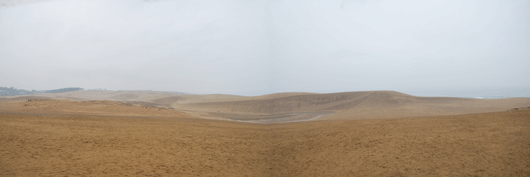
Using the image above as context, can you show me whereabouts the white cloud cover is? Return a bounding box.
[0,0,529,96]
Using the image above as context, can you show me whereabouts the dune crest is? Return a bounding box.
[3,90,530,122]
[0,99,195,118]
[170,91,530,121]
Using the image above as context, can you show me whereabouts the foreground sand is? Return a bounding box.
[1,100,529,176]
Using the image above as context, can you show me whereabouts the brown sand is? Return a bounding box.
[173,91,530,122]
[1,99,530,176]
[0,99,192,118]
[11,90,530,122]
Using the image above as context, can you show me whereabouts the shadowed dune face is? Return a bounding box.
[152,96,182,105]
[174,91,377,113]
[173,91,433,113]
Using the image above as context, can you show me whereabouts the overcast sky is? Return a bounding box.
[0,0,529,96]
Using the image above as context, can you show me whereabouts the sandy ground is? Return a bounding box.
[1,99,529,176]
[9,90,530,123]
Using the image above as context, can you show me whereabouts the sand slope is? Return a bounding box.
[0,99,529,176]
[0,99,195,118]
[7,90,188,103]
[4,90,530,122]
[172,91,530,121]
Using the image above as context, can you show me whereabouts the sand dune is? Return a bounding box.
[0,99,529,176]
[171,91,530,121]
[13,90,188,103]
[6,90,529,123]
[0,99,195,118]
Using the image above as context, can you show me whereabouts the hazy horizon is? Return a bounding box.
[1,0,529,96]
[2,85,530,99]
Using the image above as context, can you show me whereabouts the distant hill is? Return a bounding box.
[0,87,84,96]
[172,91,530,120]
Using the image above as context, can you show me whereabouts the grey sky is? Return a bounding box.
[0,0,529,96]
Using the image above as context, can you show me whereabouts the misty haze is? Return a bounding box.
[1,0,529,176]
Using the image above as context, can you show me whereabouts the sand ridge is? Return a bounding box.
[171,91,530,122]
[7,90,530,123]
[0,99,195,119]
